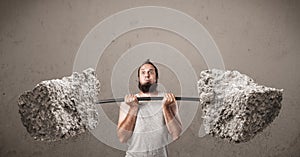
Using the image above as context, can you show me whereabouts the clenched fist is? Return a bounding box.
[125,94,139,108]
[162,93,177,108]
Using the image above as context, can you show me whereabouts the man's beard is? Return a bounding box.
[138,82,158,93]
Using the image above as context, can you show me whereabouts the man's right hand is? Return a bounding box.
[124,94,139,108]
[118,94,139,143]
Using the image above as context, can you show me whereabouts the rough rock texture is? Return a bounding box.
[197,69,283,143]
[18,68,100,141]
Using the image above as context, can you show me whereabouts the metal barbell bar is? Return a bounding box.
[96,97,200,104]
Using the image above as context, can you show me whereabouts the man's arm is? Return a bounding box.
[162,93,182,141]
[117,95,139,143]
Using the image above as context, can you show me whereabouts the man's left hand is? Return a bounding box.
[162,93,176,108]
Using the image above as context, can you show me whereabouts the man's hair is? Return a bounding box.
[137,59,159,81]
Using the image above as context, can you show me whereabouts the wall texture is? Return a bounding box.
[0,0,299,157]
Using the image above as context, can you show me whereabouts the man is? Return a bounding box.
[117,60,182,157]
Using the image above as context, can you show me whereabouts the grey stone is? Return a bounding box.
[197,69,283,143]
[18,68,100,141]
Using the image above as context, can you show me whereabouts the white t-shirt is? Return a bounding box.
[120,92,170,157]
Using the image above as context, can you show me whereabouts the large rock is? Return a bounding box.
[18,68,100,141]
[197,69,283,143]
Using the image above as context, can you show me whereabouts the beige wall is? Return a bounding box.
[0,0,299,156]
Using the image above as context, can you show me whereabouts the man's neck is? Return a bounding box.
[138,91,159,97]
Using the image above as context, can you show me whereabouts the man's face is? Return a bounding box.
[139,64,157,85]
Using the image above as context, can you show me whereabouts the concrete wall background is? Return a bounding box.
[0,0,299,157]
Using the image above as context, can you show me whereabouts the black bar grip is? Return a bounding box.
[96,97,200,104]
